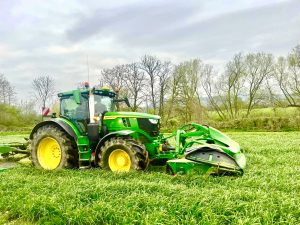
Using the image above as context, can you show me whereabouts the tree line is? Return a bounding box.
[99,45,300,125]
[0,74,15,105]
[0,75,55,114]
[1,44,300,129]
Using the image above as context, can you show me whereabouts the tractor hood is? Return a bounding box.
[104,111,160,120]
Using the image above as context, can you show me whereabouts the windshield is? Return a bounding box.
[94,95,113,114]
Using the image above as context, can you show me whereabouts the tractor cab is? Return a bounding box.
[58,86,116,135]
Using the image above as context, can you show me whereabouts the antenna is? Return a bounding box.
[86,55,90,83]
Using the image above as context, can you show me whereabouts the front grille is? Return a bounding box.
[137,118,159,137]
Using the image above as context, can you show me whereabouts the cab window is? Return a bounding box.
[94,95,113,114]
[60,95,89,120]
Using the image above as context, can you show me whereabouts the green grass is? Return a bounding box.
[1,132,300,224]
[0,133,28,144]
[0,131,30,136]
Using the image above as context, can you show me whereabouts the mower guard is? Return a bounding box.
[167,146,245,175]
[164,123,246,176]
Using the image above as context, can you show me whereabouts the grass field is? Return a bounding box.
[0,132,300,224]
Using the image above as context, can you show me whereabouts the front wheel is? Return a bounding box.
[97,138,148,172]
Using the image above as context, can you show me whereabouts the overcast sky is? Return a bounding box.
[0,0,300,102]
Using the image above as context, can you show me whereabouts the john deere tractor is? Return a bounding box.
[1,85,246,175]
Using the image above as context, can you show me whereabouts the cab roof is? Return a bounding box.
[58,88,116,98]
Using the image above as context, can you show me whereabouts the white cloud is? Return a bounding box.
[0,0,299,104]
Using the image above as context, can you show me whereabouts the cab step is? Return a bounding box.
[79,165,91,169]
[79,159,90,161]
[79,157,91,169]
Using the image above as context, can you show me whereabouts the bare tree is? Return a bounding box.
[100,65,127,110]
[139,55,172,117]
[244,53,274,116]
[201,64,226,119]
[273,46,300,107]
[139,55,161,114]
[158,61,172,119]
[287,45,300,105]
[166,66,184,122]
[274,56,296,106]
[288,45,300,67]
[123,63,145,111]
[265,75,280,109]
[178,59,201,122]
[0,74,16,105]
[18,100,37,116]
[32,75,55,109]
[219,53,245,119]
[7,85,15,105]
[100,65,127,92]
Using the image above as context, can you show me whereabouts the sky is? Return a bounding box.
[0,0,300,103]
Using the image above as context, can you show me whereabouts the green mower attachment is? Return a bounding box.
[0,142,27,171]
[164,123,246,176]
[0,168,7,172]
[0,142,29,155]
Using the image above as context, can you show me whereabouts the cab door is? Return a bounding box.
[60,93,89,134]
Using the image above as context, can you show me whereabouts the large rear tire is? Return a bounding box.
[97,138,148,172]
[31,125,78,170]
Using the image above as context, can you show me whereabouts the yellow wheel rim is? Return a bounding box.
[37,137,62,170]
[108,149,131,172]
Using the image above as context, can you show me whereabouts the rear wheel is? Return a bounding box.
[31,125,78,170]
[97,138,148,172]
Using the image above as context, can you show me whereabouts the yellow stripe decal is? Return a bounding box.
[103,116,118,120]
[103,115,156,120]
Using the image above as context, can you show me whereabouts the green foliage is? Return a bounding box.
[0,132,300,224]
[0,133,28,144]
[206,107,300,131]
[0,104,39,132]
[161,117,180,132]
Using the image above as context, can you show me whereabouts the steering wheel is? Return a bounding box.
[64,109,76,118]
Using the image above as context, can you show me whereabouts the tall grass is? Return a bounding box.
[0,104,39,132]
[204,107,300,131]
[0,132,300,224]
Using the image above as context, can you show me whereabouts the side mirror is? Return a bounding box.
[113,97,131,108]
[124,97,131,108]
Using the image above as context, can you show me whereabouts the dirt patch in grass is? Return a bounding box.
[0,161,19,169]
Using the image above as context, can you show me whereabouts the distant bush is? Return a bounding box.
[207,116,300,131]
[0,104,40,131]
[1,103,300,132]
[163,107,300,132]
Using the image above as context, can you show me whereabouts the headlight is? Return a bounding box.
[149,119,158,124]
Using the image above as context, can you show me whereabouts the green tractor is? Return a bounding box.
[1,85,246,175]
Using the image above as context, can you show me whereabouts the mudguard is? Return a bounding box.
[95,130,135,151]
[29,119,77,140]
